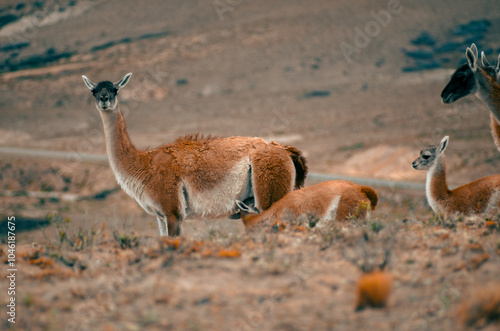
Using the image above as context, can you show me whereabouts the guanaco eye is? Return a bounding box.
[422,154,430,159]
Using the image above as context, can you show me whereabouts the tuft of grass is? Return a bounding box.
[339,142,364,151]
[44,214,102,251]
[370,221,384,233]
[306,213,320,228]
[113,229,139,249]
[23,294,34,307]
[138,308,159,326]
[271,219,287,232]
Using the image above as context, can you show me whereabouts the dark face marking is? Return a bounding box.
[441,63,477,104]
[83,73,131,112]
[92,81,118,112]
[412,145,438,170]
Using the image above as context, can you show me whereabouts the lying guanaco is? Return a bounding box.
[238,180,378,227]
[412,136,500,218]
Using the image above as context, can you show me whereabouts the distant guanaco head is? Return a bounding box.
[441,43,499,104]
[412,136,449,170]
[82,73,132,112]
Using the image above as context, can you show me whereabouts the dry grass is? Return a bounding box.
[3,209,500,330]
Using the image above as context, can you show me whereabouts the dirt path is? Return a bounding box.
[0,146,426,190]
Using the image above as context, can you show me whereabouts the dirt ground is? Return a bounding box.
[1,0,500,330]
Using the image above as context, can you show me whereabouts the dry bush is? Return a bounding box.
[356,270,393,310]
[113,229,140,249]
[339,223,399,310]
[218,248,242,258]
[43,214,103,251]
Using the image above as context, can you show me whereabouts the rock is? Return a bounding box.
[0,14,18,29]
[0,50,74,72]
[403,49,434,60]
[402,59,441,72]
[34,1,45,9]
[452,19,491,36]
[302,90,330,99]
[91,38,132,52]
[0,41,29,52]
[411,31,436,46]
[464,35,485,45]
[375,58,385,67]
[434,41,461,54]
[138,31,170,40]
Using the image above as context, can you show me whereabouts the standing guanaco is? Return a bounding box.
[82,73,308,236]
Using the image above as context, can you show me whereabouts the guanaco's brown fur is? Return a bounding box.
[241,180,378,227]
[82,73,308,236]
[412,136,500,218]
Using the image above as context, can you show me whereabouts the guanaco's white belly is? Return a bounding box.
[315,195,341,228]
[182,160,251,218]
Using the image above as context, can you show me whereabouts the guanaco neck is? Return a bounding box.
[99,104,148,180]
[489,113,500,152]
[475,67,500,123]
[426,154,451,210]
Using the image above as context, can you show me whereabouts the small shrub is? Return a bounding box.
[113,230,139,249]
[271,220,287,232]
[23,295,34,307]
[218,248,242,258]
[356,271,393,310]
[45,214,101,250]
[370,221,384,234]
[349,201,371,220]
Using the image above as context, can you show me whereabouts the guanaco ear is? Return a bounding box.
[82,75,97,91]
[439,136,449,154]
[466,47,478,72]
[114,73,132,90]
[236,200,259,214]
[481,51,490,67]
[470,43,478,58]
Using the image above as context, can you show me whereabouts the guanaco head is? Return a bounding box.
[441,44,499,104]
[412,136,449,170]
[82,73,132,112]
